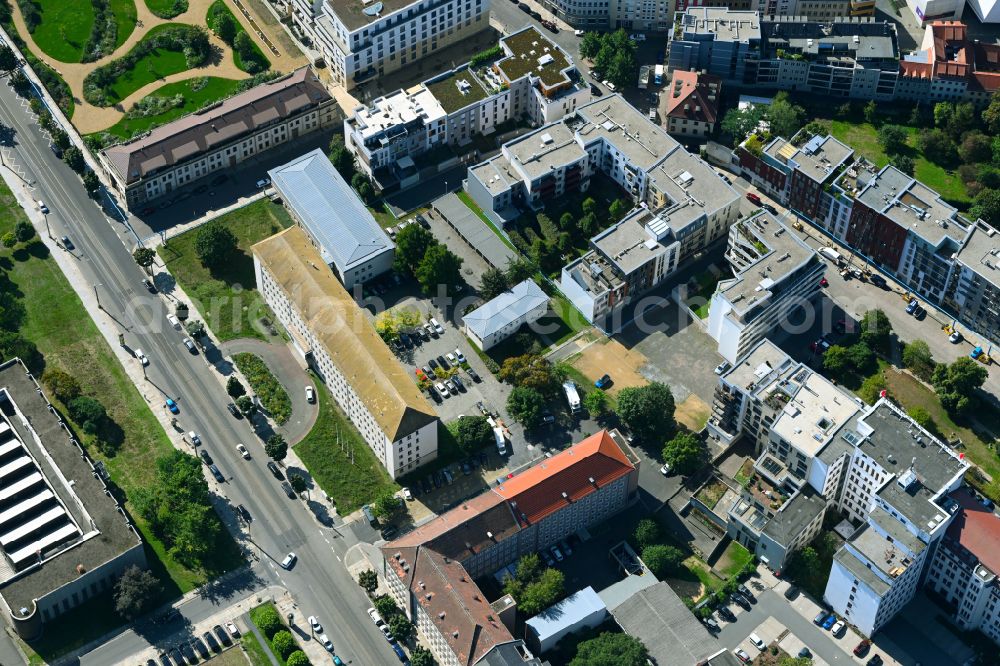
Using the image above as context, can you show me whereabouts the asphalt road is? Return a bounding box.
[0,80,398,665]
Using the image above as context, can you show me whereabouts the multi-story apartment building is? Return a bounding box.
[823,400,968,636]
[253,226,438,478]
[736,131,1000,349]
[756,0,871,21]
[0,359,145,640]
[101,68,337,210]
[466,95,739,329]
[707,211,825,363]
[291,0,489,90]
[268,149,394,289]
[380,430,639,666]
[896,21,1000,106]
[925,488,1000,645]
[663,69,722,139]
[670,9,900,100]
[344,27,589,185]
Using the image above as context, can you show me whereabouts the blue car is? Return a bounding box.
[822,614,837,630]
[595,374,612,389]
[165,398,179,414]
[392,643,407,661]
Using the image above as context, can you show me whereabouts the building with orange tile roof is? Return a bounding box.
[897,21,1000,106]
[663,70,721,140]
[380,430,639,665]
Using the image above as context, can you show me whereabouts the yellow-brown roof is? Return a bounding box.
[252,226,437,441]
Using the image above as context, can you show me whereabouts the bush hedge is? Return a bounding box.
[232,352,291,425]
[83,0,119,62]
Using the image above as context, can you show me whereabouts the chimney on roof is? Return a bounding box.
[444,557,450,563]
[453,631,460,639]
[561,492,570,502]
[589,477,598,488]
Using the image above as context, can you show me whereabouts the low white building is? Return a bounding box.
[463,279,548,351]
[268,148,394,289]
[525,587,606,654]
[253,226,438,479]
[707,212,825,364]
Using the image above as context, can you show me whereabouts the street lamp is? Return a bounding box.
[93,283,103,311]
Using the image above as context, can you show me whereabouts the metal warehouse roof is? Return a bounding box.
[463,279,547,340]
[268,148,393,271]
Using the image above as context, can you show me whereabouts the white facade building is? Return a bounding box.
[253,226,439,478]
[707,212,825,364]
[463,279,549,351]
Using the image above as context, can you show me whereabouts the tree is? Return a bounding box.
[570,632,650,666]
[454,415,493,453]
[661,431,705,476]
[785,545,823,597]
[858,373,887,405]
[389,614,414,642]
[10,70,30,97]
[822,344,852,378]
[605,48,638,91]
[63,146,85,173]
[373,489,401,520]
[559,211,575,231]
[252,604,283,638]
[479,266,510,300]
[515,553,542,585]
[971,188,1000,226]
[133,247,156,274]
[410,646,436,666]
[82,170,100,196]
[1,232,15,249]
[265,434,287,461]
[984,91,1000,134]
[236,394,255,416]
[934,101,954,129]
[890,153,914,176]
[960,132,993,164]
[14,220,35,244]
[358,569,378,595]
[194,221,238,269]
[499,353,558,393]
[859,309,892,355]
[0,45,17,74]
[877,124,908,155]
[0,291,25,331]
[907,407,937,435]
[766,94,806,138]
[947,102,976,141]
[583,388,608,417]
[846,342,876,374]
[722,104,767,145]
[0,332,40,369]
[902,340,934,381]
[285,652,309,666]
[933,358,988,417]
[641,544,684,578]
[582,197,597,216]
[507,386,545,428]
[416,244,464,295]
[373,594,398,619]
[226,376,246,398]
[211,10,237,44]
[578,212,599,236]
[289,472,307,493]
[580,31,603,58]
[505,256,535,285]
[68,395,107,434]
[113,565,161,619]
[394,224,436,275]
[519,567,564,615]
[916,129,958,166]
[271,631,296,659]
[329,138,356,181]
[863,100,878,125]
[633,518,662,551]
[609,198,629,221]
[616,382,675,445]
[233,30,254,57]
[42,368,81,403]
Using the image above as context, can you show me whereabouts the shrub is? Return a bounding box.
[230,353,293,424]
[633,518,662,551]
[68,396,108,434]
[285,652,309,666]
[42,368,82,403]
[271,630,296,659]
[641,544,684,578]
[251,604,283,639]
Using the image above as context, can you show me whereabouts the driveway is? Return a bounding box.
[220,339,319,445]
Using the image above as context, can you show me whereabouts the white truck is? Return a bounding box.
[638,65,651,90]
[819,246,844,266]
[563,381,581,413]
[494,427,507,456]
[654,64,664,86]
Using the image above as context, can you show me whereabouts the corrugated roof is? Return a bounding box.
[463,280,547,340]
[269,149,393,271]
[494,431,635,525]
[525,586,606,641]
[252,226,436,441]
[104,68,331,183]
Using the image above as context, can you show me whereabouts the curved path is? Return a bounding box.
[219,338,319,445]
[9,0,305,133]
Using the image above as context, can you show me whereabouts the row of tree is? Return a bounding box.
[579,30,639,91]
[394,224,465,296]
[252,604,310,666]
[502,553,566,616]
[207,1,269,73]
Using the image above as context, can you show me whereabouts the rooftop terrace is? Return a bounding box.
[425,67,494,114]
[497,27,573,89]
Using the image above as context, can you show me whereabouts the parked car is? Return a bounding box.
[281,481,296,498]
[165,398,179,414]
[734,649,751,664]
[280,552,297,569]
[236,443,250,459]
[236,504,251,522]
[368,607,385,625]
[867,655,883,666]
[425,323,437,338]
[199,449,213,465]
[542,550,556,566]
[183,338,197,354]
[949,330,964,343]
[226,402,241,418]
[906,298,919,314]
[550,546,564,562]
[309,616,323,633]
[135,349,149,366]
[143,278,157,293]
[226,622,240,638]
[467,367,481,382]
[256,178,271,189]
[560,539,573,556]
[798,647,812,658]
[629,32,646,40]
[595,374,612,389]
[213,625,232,647]
[575,29,585,36]
[437,354,450,369]
[202,631,221,652]
[660,462,671,476]
[392,643,407,661]
[822,614,837,630]
[430,317,444,334]
[783,585,800,600]
[718,606,736,622]
[435,382,449,398]
[854,639,871,657]
[454,348,466,363]
[188,431,202,446]
[749,633,765,650]
[814,611,831,626]
[209,464,224,483]
[714,361,730,375]
[732,594,752,611]
[305,386,315,403]
[36,199,49,214]
[60,235,73,250]
[831,620,846,636]
[703,616,720,632]
[320,634,334,651]
[267,461,283,479]
[402,487,413,501]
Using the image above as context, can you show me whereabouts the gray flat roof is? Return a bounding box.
[954,220,1000,288]
[763,486,827,546]
[470,156,522,197]
[766,134,854,185]
[269,148,393,271]
[680,7,761,42]
[463,280,548,339]
[647,145,740,217]
[721,339,793,394]
[763,16,900,61]
[326,0,426,32]
[834,534,890,596]
[504,121,585,182]
[575,96,679,172]
[591,209,669,277]
[0,360,140,612]
[610,581,716,665]
[433,193,517,270]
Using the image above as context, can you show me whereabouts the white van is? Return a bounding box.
[493,427,507,456]
[820,246,843,266]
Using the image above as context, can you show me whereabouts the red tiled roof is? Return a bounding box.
[946,488,1000,576]
[664,69,722,125]
[494,431,635,525]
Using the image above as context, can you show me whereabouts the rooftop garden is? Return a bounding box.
[498,26,570,87]
[425,68,490,114]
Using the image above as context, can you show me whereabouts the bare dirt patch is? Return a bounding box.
[675,393,710,431]
[570,339,649,395]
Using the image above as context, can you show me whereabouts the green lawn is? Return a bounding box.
[157,199,293,341]
[208,0,271,73]
[95,77,243,141]
[248,603,291,666]
[240,631,272,666]
[549,292,590,344]
[294,375,400,514]
[717,541,754,579]
[0,182,240,656]
[31,0,96,62]
[109,50,189,102]
[683,269,726,320]
[111,0,139,49]
[823,119,970,207]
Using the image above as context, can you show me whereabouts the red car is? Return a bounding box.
[854,639,871,657]
[746,192,762,205]
[820,277,829,287]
